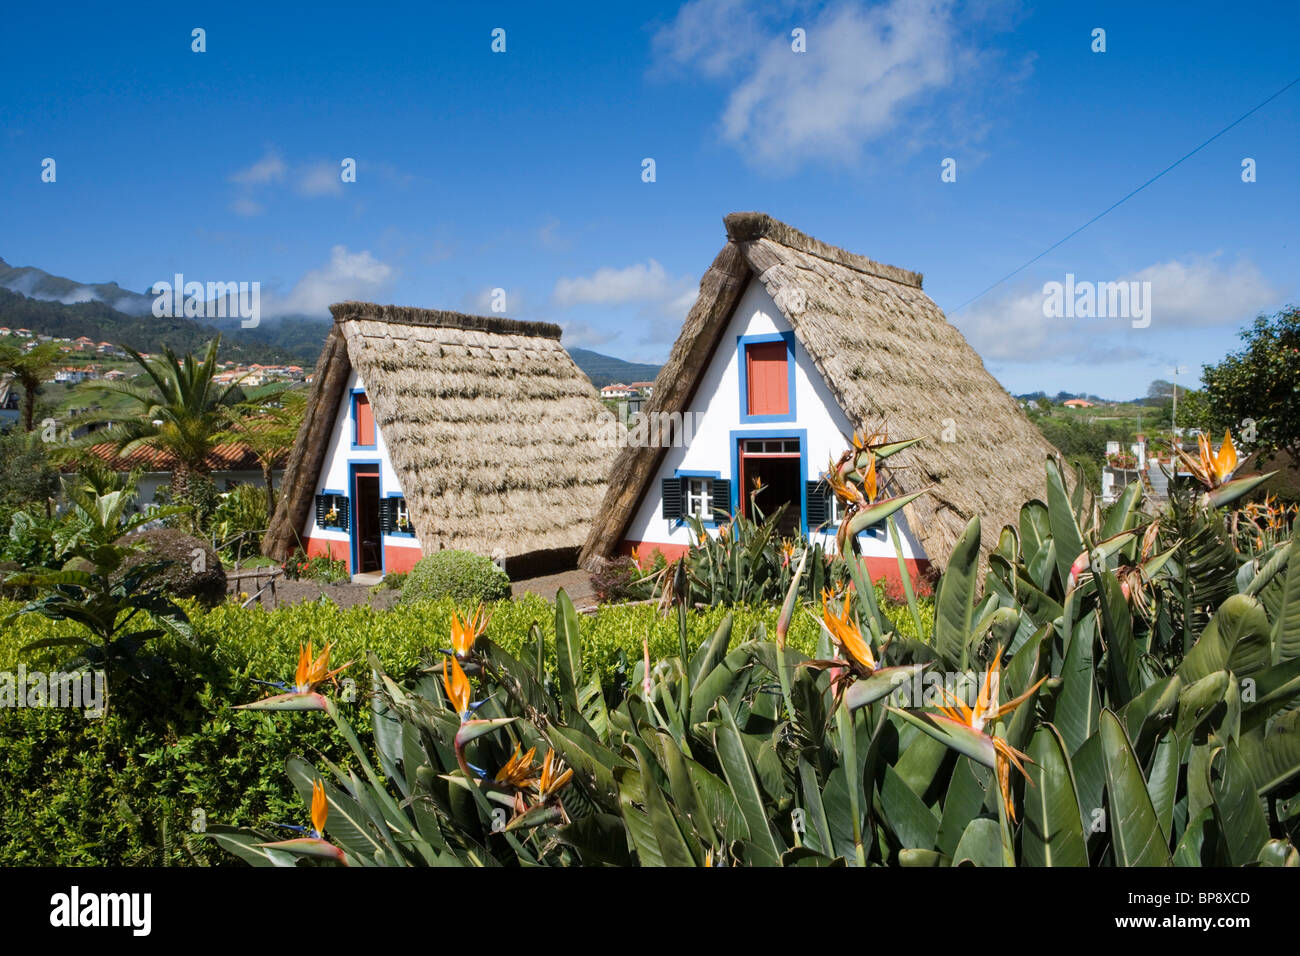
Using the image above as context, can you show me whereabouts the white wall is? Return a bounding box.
[621,278,924,560]
[303,368,421,555]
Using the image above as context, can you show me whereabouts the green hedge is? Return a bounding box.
[0,588,930,865]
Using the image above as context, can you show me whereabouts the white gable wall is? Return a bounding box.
[302,368,421,568]
[622,278,924,562]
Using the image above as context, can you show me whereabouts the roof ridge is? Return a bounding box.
[722,212,923,289]
[330,301,563,339]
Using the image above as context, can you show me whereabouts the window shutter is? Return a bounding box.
[710,478,731,521]
[806,481,828,528]
[661,476,683,520]
[380,498,393,534]
[315,494,327,527]
[339,497,350,533]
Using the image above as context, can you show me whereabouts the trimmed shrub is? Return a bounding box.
[118,528,227,608]
[402,550,511,604]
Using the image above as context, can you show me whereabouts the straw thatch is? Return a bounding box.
[580,212,1061,571]
[264,302,614,571]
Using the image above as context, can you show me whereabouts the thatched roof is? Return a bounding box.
[580,212,1061,571]
[264,302,614,570]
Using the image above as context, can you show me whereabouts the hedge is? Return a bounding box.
[0,587,931,864]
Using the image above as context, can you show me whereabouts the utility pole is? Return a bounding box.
[1169,365,1188,451]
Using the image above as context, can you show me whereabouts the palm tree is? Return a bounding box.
[87,338,245,503]
[228,385,306,515]
[0,342,62,432]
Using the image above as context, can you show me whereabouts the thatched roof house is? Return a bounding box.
[264,302,614,577]
[579,212,1060,577]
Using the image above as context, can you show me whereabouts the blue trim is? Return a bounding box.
[319,488,347,531]
[383,491,417,538]
[672,469,723,529]
[729,428,808,535]
[737,331,797,423]
[348,461,384,576]
[351,388,376,449]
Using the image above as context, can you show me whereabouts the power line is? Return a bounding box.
[949,74,1300,315]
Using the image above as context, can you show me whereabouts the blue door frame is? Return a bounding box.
[728,428,808,535]
[348,460,383,575]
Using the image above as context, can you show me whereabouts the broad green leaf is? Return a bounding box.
[1209,740,1270,865]
[1098,710,1171,866]
[933,516,981,669]
[713,699,782,866]
[1023,724,1088,867]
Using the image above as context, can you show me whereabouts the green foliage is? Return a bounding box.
[0,430,60,510]
[209,484,269,563]
[403,550,511,604]
[210,456,1300,867]
[1,488,194,682]
[1202,305,1300,464]
[155,473,222,535]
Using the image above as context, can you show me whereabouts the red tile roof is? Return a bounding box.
[69,441,265,472]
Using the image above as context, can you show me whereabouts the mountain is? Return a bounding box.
[0,288,325,366]
[0,256,661,385]
[568,347,661,389]
[0,256,155,315]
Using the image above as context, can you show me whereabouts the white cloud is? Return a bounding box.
[230,151,286,185]
[296,161,343,197]
[1130,256,1277,329]
[652,0,1011,170]
[553,259,693,307]
[954,255,1280,364]
[268,246,395,317]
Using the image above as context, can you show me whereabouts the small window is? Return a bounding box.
[382,496,415,536]
[354,392,375,447]
[745,341,790,416]
[686,478,712,519]
[315,493,349,531]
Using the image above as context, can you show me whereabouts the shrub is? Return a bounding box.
[588,555,652,603]
[403,550,510,604]
[119,528,227,608]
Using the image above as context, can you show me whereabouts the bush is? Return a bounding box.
[118,528,227,608]
[402,550,511,604]
[588,555,652,603]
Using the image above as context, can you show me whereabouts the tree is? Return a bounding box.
[84,338,245,507]
[0,342,62,432]
[1201,306,1300,463]
[0,430,61,516]
[227,385,306,516]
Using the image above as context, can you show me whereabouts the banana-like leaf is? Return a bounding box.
[254,836,349,864]
[1098,710,1171,866]
[952,817,1003,867]
[205,826,299,867]
[554,589,583,715]
[1046,457,1086,591]
[1208,740,1270,865]
[1023,723,1088,867]
[876,763,940,851]
[1179,594,1271,683]
[234,690,329,711]
[1204,471,1277,509]
[844,663,929,712]
[1056,615,1099,755]
[839,489,932,551]
[1237,709,1300,795]
[713,700,783,866]
[1271,532,1300,664]
[933,516,981,669]
[888,707,997,769]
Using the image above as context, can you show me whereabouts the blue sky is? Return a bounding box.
[2,0,1296,399]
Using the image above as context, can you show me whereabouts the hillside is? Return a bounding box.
[567,347,661,388]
